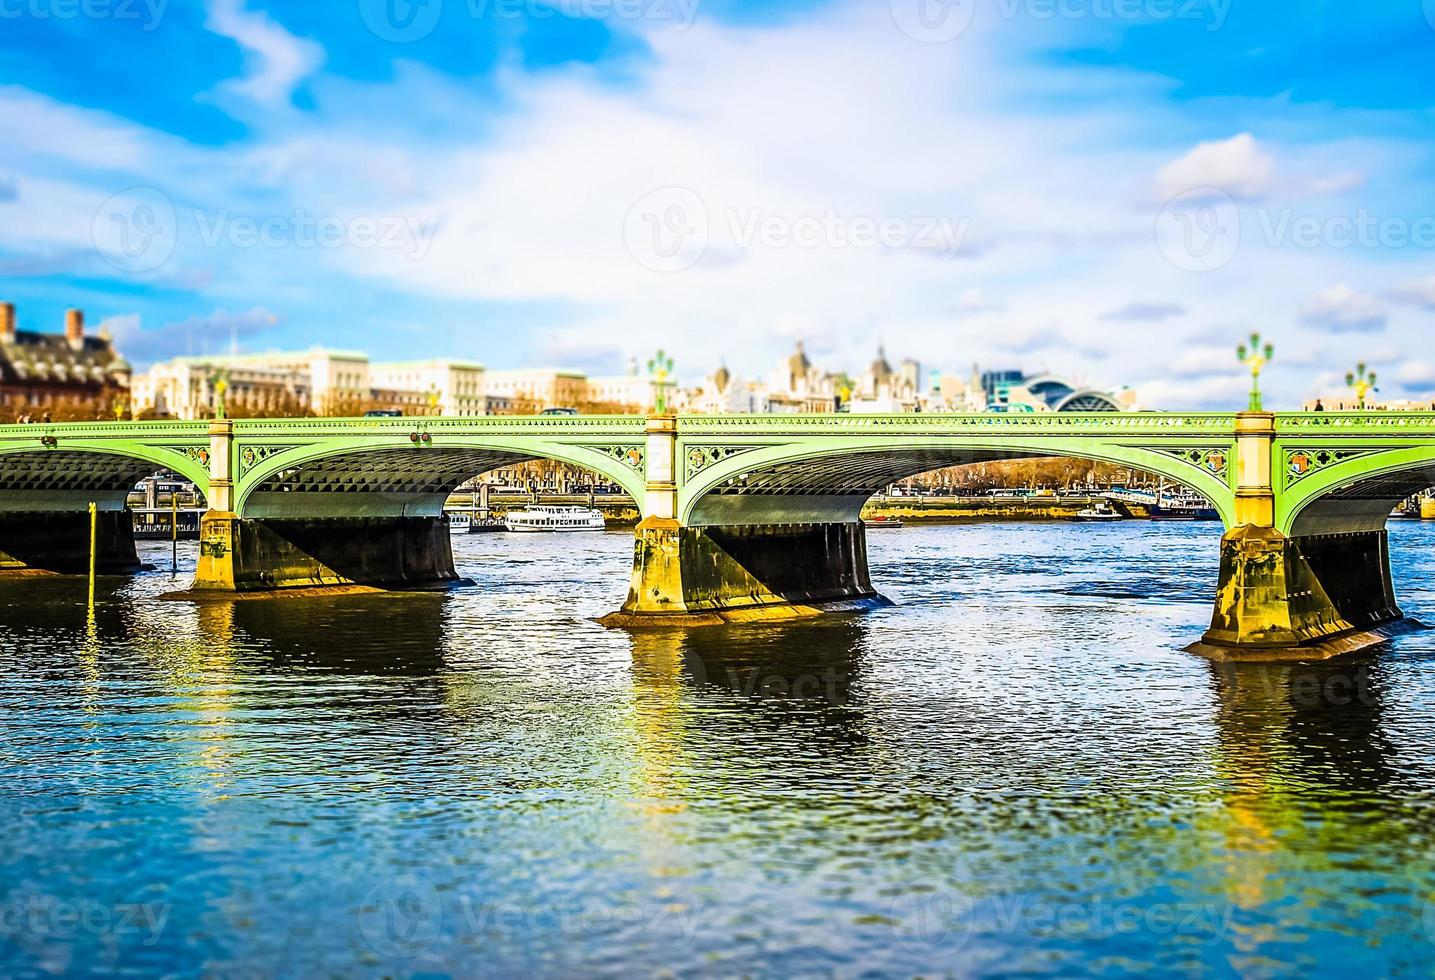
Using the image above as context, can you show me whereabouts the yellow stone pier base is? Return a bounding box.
[191,510,462,594]
[1194,524,1409,660]
[599,517,891,627]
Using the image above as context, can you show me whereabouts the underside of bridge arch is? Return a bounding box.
[1286,465,1435,537]
[611,444,1226,625]
[200,446,637,593]
[682,446,1223,525]
[237,447,547,519]
[0,449,206,574]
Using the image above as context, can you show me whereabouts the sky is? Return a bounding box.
[1,0,1434,408]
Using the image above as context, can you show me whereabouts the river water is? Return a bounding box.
[2,520,1435,977]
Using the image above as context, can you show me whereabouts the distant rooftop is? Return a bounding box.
[0,321,130,388]
[372,358,486,371]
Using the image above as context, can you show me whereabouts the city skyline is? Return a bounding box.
[2,3,1433,410]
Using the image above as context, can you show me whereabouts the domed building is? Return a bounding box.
[866,346,893,393]
[1014,374,1127,412]
[978,368,1135,413]
[765,341,838,413]
[688,362,768,414]
[847,346,920,412]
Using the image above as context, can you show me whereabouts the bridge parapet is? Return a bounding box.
[1276,411,1435,433]
[0,419,212,439]
[676,412,1240,433]
[228,415,649,436]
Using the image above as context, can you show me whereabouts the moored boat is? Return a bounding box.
[1149,501,1220,521]
[862,515,904,529]
[504,505,606,532]
[1074,503,1123,522]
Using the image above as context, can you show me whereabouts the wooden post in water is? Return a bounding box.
[87,501,97,609]
[171,492,178,575]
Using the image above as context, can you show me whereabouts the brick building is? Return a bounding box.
[0,304,133,421]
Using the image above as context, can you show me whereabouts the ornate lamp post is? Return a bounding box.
[1345,363,1377,410]
[648,349,675,415]
[1236,332,1274,412]
[213,370,230,420]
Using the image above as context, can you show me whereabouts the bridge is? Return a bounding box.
[2,410,1433,654]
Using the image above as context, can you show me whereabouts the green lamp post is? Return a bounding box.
[1236,332,1274,412]
[1346,363,1377,409]
[648,350,675,415]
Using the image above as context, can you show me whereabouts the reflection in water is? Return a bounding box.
[1201,654,1434,972]
[1207,658,1389,913]
[1,523,1434,975]
[230,592,450,677]
[1210,657,1394,800]
[624,620,872,814]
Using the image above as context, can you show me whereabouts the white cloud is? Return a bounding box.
[1100,301,1185,322]
[1396,361,1435,387]
[205,0,324,108]
[3,1,1432,411]
[1389,276,1435,310]
[1135,375,1248,411]
[97,313,142,342]
[952,288,1004,313]
[1155,133,1275,201]
[0,86,154,170]
[1306,171,1367,196]
[1299,285,1388,333]
[105,307,283,365]
[1168,345,1238,378]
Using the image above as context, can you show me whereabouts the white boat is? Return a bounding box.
[1074,503,1123,522]
[503,505,607,532]
[445,511,472,532]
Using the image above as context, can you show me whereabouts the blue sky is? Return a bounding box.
[2,0,1434,407]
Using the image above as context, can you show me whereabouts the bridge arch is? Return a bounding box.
[678,437,1238,527]
[0,435,212,574]
[1278,446,1435,536]
[0,441,211,504]
[232,436,646,518]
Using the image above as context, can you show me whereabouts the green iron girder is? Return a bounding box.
[2,412,1435,532]
[226,417,649,516]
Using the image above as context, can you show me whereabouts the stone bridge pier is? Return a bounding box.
[602,417,888,626]
[1200,413,1405,654]
[611,520,882,625]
